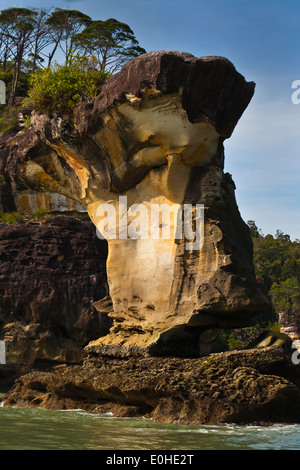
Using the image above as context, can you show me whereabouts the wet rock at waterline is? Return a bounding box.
[3,342,300,425]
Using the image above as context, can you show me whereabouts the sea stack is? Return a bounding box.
[7,51,270,357]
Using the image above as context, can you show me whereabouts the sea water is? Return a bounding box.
[0,406,299,451]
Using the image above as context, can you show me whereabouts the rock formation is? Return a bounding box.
[6,51,270,357]
[3,340,300,425]
[0,110,110,364]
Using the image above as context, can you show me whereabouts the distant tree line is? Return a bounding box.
[0,7,146,107]
[248,220,300,324]
[212,222,300,352]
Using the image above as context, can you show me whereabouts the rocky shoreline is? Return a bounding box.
[0,51,298,427]
[2,338,300,426]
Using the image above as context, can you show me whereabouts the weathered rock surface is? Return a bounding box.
[5,51,270,356]
[0,52,295,426]
[0,216,109,363]
[3,341,300,425]
[1,128,86,215]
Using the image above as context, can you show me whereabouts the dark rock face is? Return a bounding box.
[0,216,109,363]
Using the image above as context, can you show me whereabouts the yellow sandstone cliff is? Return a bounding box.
[6,51,269,356]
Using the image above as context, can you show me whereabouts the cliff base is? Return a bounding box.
[2,338,300,425]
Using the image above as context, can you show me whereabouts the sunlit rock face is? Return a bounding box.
[7,51,270,356]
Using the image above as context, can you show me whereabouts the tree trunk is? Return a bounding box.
[8,46,23,106]
[8,67,18,106]
[47,30,64,67]
[2,46,8,71]
[32,40,38,74]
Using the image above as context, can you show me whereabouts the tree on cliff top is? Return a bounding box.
[0,7,146,109]
[0,8,37,106]
[29,8,53,74]
[73,19,146,73]
[23,14,146,114]
[46,8,92,66]
[25,55,109,114]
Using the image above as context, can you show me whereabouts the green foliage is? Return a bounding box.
[212,220,300,352]
[0,105,19,135]
[270,278,300,318]
[0,210,24,224]
[247,220,263,239]
[252,230,300,284]
[32,207,47,219]
[25,56,109,114]
[227,333,244,350]
[249,221,300,321]
[23,114,31,129]
[0,7,35,24]
[211,321,281,353]
[0,7,145,108]
[0,207,52,224]
[0,69,31,104]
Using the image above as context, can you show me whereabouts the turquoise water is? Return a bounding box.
[0,406,299,450]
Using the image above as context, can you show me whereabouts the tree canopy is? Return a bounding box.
[0,7,146,108]
[247,220,300,322]
[73,18,146,72]
[211,222,300,352]
[45,9,92,66]
[0,7,37,105]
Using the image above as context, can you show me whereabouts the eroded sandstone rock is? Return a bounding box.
[6,51,270,356]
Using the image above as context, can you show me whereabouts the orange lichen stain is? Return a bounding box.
[141,88,162,98]
[18,193,31,212]
[44,192,50,211]
[36,192,46,209]
[37,171,62,193]
[20,160,73,203]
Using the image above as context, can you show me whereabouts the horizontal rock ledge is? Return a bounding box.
[2,338,300,426]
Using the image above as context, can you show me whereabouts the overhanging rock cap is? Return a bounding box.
[78,50,255,138]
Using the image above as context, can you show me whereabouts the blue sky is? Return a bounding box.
[2,0,300,239]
